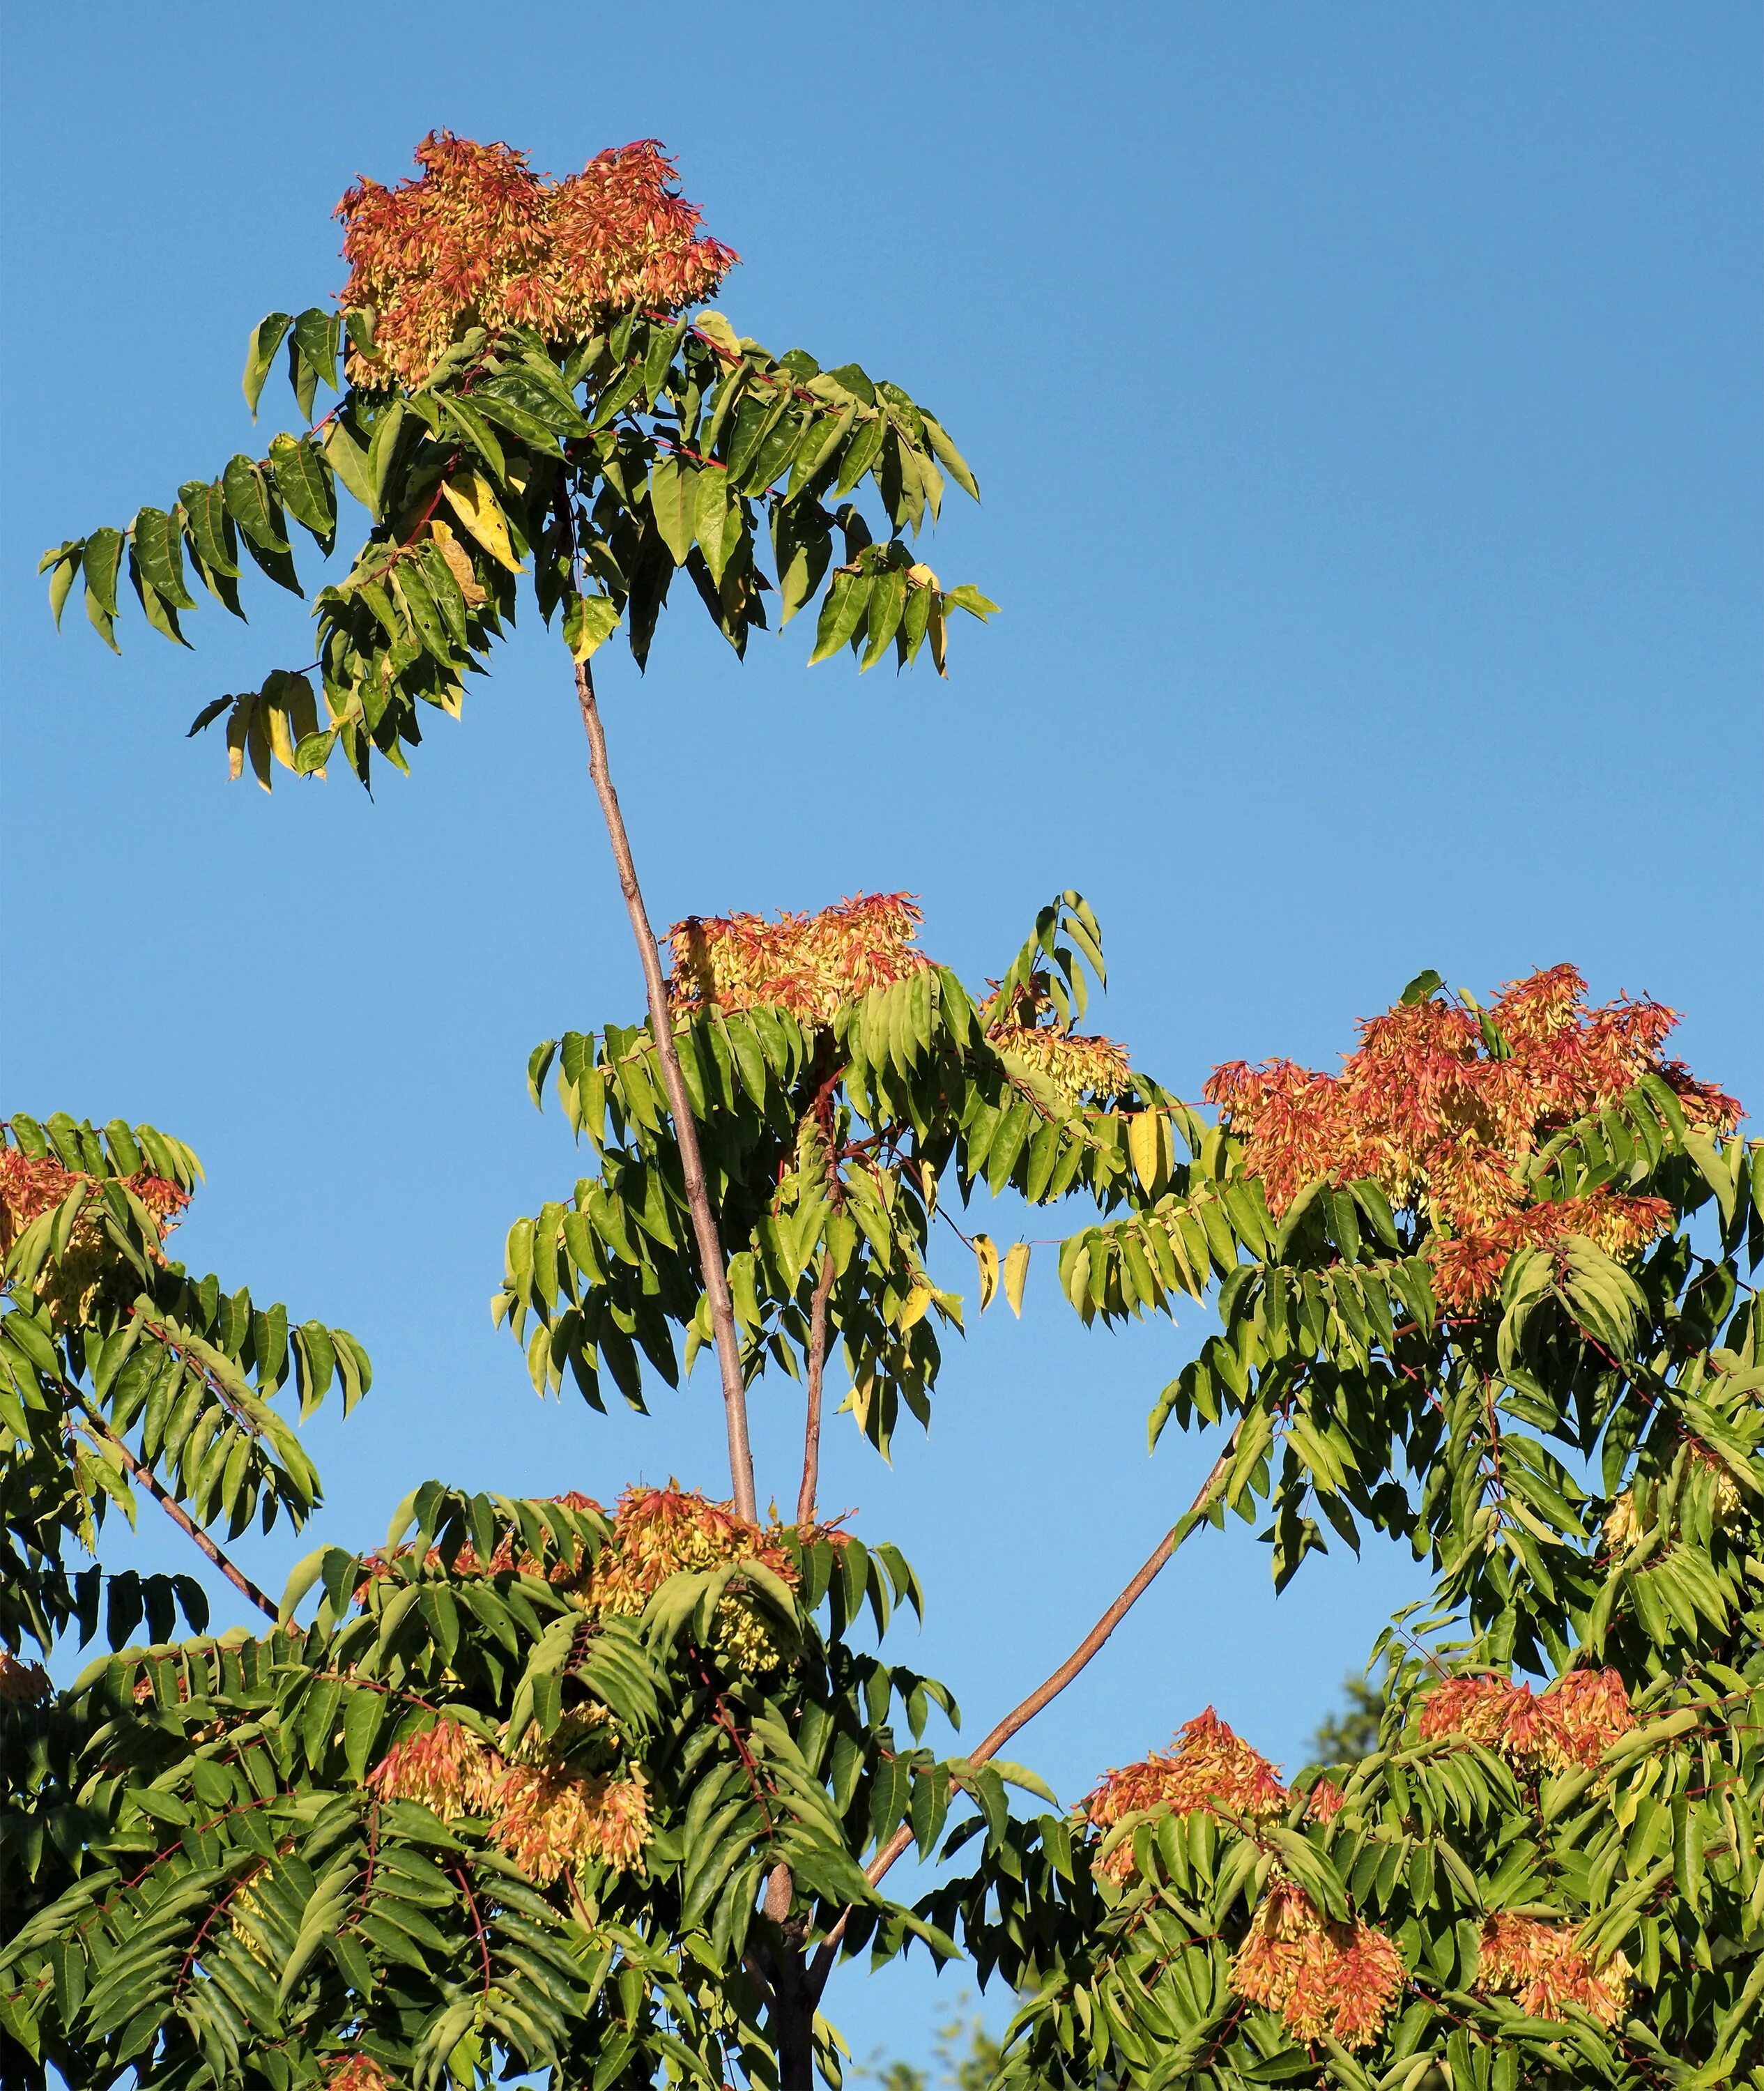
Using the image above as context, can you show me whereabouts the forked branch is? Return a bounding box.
[572,651,758,1521]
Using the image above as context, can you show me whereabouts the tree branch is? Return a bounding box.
[572,650,758,1522]
[69,1393,278,1621]
[796,1252,836,1529]
[807,1423,1243,1996]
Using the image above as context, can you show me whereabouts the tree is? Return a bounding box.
[6,131,1763,2091]
[951,974,1764,2088]
[36,130,995,1538]
[861,1998,1002,2091]
[1308,1676,1387,1768]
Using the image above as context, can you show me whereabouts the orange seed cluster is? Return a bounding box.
[1305,1775,1347,1824]
[1086,1708,1289,1880]
[367,1713,652,1886]
[491,1762,652,1885]
[1205,967,1740,1308]
[0,1147,188,1254]
[1475,1913,1632,2028]
[0,1147,189,1329]
[668,897,1135,1103]
[0,1650,51,1706]
[337,131,736,385]
[985,982,1133,1105]
[1231,1878,1406,2049]
[1417,1669,1634,1772]
[355,1483,804,1678]
[367,1715,505,1821]
[588,1483,800,1674]
[667,894,932,1028]
[325,2060,393,2091]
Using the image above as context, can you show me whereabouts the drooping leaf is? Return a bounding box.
[243,312,293,418]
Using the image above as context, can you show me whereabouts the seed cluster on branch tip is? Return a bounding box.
[366,1713,652,1886]
[335,131,737,387]
[666,894,933,1027]
[985,984,1133,1105]
[366,1715,505,1821]
[355,1482,806,1678]
[1080,1701,1647,2051]
[324,2058,394,2091]
[1606,1442,1748,1549]
[1204,965,1740,1308]
[1416,1669,1634,1772]
[588,1483,803,1676]
[1084,1708,1289,1882]
[665,893,1133,1101]
[358,1486,812,1887]
[0,1145,189,1328]
[1229,1878,1407,2050]
[0,1650,52,1706]
[492,1761,653,1884]
[1304,1775,1347,1824]
[1475,1913,1632,2030]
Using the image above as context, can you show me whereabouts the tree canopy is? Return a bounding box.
[6,129,1763,2091]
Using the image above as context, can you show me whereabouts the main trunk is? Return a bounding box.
[771,1948,816,2091]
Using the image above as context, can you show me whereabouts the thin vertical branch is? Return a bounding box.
[796,1253,836,1529]
[68,1393,278,1621]
[572,652,758,1522]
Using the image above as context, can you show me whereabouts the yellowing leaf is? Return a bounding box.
[428,519,487,606]
[565,592,622,661]
[266,701,298,773]
[1003,1241,1031,1317]
[899,1282,933,1331]
[440,471,524,574]
[973,1233,999,1312]
[927,594,948,677]
[225,696,252,783]
[693,309,744,359]
[259,668,318,775]
[1128,1110,1167,1195]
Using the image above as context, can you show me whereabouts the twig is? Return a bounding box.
[807,1424,1243,1995]
[572,648,758,1522]
[797,1253,836,1528]
[958,1447,1236,1771]
[565,1869,598,1936]
[453,1861,494,1992]
[68,1393,277,1621]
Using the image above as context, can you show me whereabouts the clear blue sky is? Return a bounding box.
[3,2,1758,2073]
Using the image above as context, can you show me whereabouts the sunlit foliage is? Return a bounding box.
[9,126,1764,2091]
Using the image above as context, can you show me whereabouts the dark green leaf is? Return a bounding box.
[132,508,198,609]
[222,455,291,553]
[268,434,337,544]
[243,312,293,418]
[180,480,241,579]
